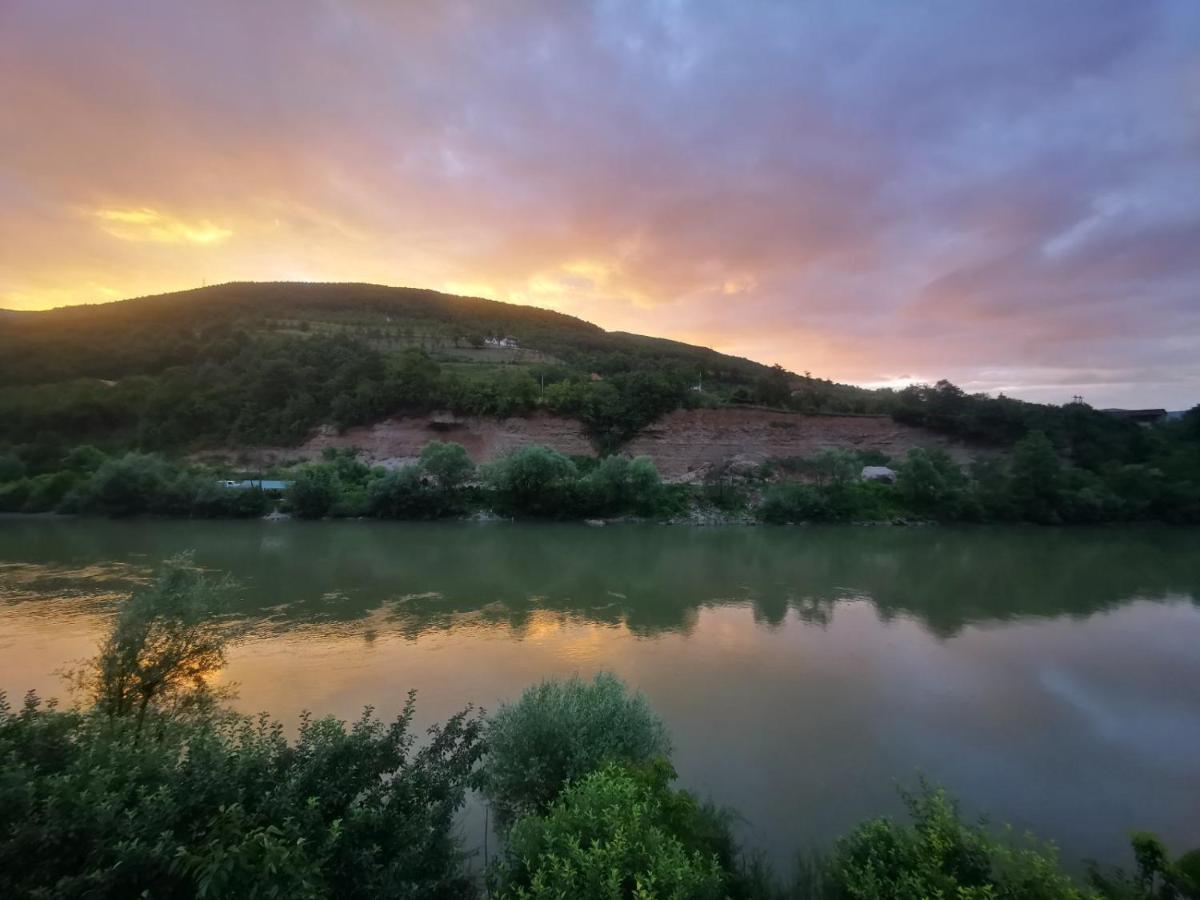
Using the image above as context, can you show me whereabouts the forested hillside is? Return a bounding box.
[0,281,879,452]
[2,281,1198,525]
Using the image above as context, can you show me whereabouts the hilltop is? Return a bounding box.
[0,281,1179,475]
[0,281,824,390]
[0,281,881,450]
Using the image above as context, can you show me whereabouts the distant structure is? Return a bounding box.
[218,479,291,493]
[860,466,897,484]
[1100,408,1169,427]
[485,336,519,349]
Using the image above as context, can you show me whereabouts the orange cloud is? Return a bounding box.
[89,207,233,245]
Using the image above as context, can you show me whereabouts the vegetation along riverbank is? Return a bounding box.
[3,425,1200,524]
[2,555,1196,898]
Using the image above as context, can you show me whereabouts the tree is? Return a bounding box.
[493,763,725,900]
[484,444,579,517]
[1088,831,1200,899]
[1011,430,1064,523]
[420,441,474,492]
[754,364,792,407]
[0,694,484,899]
[896,448,967,516]
[73,554,237,734]
[77,452,174,517]
[367,465,443,519]
[479,672,671,827]
[828,783,1088,899]
[581,454,666,516]
[287,462,340,518]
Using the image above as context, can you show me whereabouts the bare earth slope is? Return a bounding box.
[215,408,974,480]
[623,408,975,479]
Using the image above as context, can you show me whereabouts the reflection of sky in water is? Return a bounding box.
[1040,662,1200,772]
[1,519,1199,871]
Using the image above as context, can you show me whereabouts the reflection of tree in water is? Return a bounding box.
[2,520,1198,640]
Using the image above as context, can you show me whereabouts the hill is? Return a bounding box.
[1,281,1197,524]
[0,281,881,451]
[0,281,1189,473]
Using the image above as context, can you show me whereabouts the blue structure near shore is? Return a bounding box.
[218,479,291,492]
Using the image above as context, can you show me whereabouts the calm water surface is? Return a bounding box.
[2,517,1198,871]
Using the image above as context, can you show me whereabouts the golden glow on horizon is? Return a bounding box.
[90,207,233,245]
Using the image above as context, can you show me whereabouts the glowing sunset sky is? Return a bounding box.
[2,2,1198,407]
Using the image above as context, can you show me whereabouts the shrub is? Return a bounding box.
[493,762,725,900]
[0,552,485,899]
[420,441,474,491]
[895,448,968,518]
[0,693,484,900]
[580,454,668,517]
[759,483,835,523]
[287,462,341,518]
[73,553,239,731]
[1087,831,1200,899]
[827,783,1088,900]
[367,466,448,519]
[484,444,579,518]
[0,478,32,512]
[479,672,671,827]
[76,452,175,517]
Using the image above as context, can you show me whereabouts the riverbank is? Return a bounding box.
[5,432,1200,525]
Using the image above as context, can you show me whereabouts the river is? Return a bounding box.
[2,517,1198,872]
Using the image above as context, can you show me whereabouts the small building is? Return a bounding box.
[861,466,897,484]
[218,479,292,494]
[485,336,519,349]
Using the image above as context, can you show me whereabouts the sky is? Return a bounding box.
[2,1,1198,408]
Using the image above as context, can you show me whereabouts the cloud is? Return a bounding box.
[0,0,1197,407]
[89,207,233,244]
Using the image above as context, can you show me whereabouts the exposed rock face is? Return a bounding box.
[205,407,976,478]
[622,408,976,480]
[298,410,595,468]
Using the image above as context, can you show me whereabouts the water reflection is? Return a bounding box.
[1,518,1199,871]
[2,519,1197,639]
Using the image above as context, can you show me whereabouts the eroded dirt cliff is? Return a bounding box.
[209,407,975,480]
[623,408,975,479]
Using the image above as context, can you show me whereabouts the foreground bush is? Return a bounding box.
[0,695,484,900]
[479,672,671,826]
[493,762,726,900]
[0,553,485,899]
[823,783,1088,900]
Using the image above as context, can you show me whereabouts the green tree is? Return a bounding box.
[484,444,579,517]
[0,694,484,900]
[581,454,666,516]
[0,452,26,482]
[494,762,725,900]
[420,441,475,491]
[72,553,238,734]
[287,462,340,518]
[77,452,174,517]
[896,448,967,517]
[1088,831,1200,899]
[366,465,446,519]
[479,672,671,827]
[828,783,1088,899]
[1011,431,1064,523]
